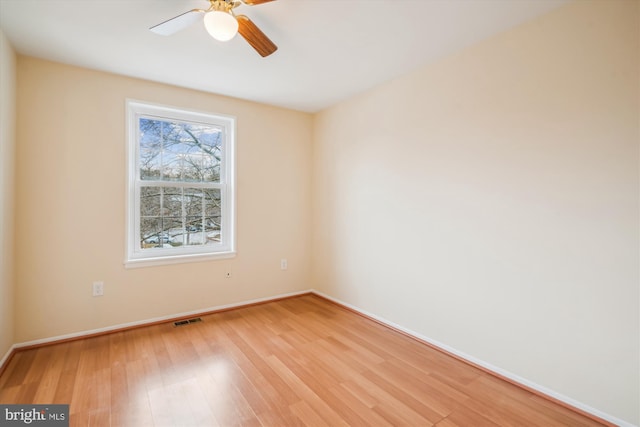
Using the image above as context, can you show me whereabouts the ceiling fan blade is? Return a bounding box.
[150,9,205,36]
[236,15,278,57]
[241,0,276,5]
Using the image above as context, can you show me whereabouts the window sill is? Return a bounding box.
[125,250,236,269]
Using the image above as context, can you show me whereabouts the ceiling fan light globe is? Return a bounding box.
[204,11,239,42]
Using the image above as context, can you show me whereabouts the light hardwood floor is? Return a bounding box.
[0,294,609,426]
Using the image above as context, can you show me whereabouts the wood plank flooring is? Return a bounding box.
[0,294,609,426]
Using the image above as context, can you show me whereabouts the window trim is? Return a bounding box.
[125,99,236,268]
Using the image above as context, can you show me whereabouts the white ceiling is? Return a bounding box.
[0,0,568,113]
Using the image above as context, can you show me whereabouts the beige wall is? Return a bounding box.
[15,57,312,342]
[312,0,639,424]
[0,31,16,360]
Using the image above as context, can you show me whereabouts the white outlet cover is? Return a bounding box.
[93,281,104,296]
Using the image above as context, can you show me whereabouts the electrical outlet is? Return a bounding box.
[92,281,104,297]
[280,259,288,270]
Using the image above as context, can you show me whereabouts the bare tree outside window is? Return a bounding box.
[139,119,223,248]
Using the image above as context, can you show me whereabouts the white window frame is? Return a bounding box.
[125,100,236,268]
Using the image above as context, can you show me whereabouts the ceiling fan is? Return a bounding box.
[150,0,278,57]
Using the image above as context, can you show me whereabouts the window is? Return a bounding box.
[126,100,235,267]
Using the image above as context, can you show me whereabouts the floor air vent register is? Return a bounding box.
[173,317,203,327]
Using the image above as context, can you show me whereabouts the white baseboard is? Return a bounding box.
[0,344,16,371]
[14,289,312,349]
[311,290,635,427]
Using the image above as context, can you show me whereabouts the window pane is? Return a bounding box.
[139,118,221,183]
[182,216,205,246]
[139,186,223,250]
[205,217,221,244]
[204,189,221,217]
[161,217,181,247]
[140,218,162,247]
[140,186,161,217]
[185,216,203,232]
[162,128,197,182]
[162,187,182,216]
[204,190,221,245]
[201,129,222,182]
[139,118,162,180]
[184,188,204,217]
